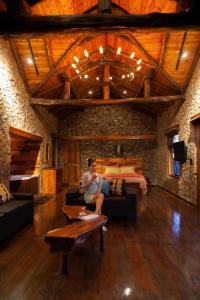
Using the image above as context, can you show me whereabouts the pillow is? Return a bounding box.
[101,179,110,196]
[0,184,12,203]
[104,166,120,175]
[119,166,135,174]
[110,179,126,196]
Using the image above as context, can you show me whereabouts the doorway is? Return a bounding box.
[63,141,80,187]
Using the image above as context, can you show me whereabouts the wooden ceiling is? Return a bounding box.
[1,0,200,117]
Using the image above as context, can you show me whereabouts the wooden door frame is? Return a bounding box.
[191,115,200,207]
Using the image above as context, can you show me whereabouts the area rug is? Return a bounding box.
[34,195,53,204]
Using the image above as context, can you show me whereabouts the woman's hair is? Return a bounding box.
[88,158,95,167]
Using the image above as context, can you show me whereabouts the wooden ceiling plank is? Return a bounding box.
[31,36,86,95]
[159,32,169,67]
[30,95,185,106]
[98,0,112,14]
[175,31,187,70]
[9,39,31,96]
[122,34,183,93]
[183,41,200,92]
[0,13,199,37]
[37,82,64,97]
[27,38,39,75]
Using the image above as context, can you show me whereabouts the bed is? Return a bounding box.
[96,157,147,201]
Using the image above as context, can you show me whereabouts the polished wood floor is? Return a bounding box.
[0,188,200,300]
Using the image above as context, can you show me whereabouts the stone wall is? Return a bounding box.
[157,58,200,205]
[0,38,58,190]
[60,105,158,184]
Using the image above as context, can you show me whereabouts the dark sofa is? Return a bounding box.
[0,193,34,243]
[66,188,137,221]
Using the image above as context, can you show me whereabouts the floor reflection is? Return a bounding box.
[172,211,181,237]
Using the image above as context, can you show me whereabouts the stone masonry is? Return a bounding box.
[0,38,58,190]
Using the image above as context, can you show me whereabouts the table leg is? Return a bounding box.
[63,252,68,276]
[100,227,104,252]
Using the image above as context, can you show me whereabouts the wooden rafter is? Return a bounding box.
[43,38,53,70]
[122,34,183,93]
[31,35,96,96]
[183,41,200,92]
[159,32,169,67]
[0,13,199,37]
[103,64,110,99]
[37,82,64,97]
[27,39,39,75]
[9,40,31,96]
[176,31,187,70]
[30,95,185,106]
[62,135,157,141]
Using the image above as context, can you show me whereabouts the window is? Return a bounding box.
[167,132,180,177]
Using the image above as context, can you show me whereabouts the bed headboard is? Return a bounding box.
[96,157,143,175]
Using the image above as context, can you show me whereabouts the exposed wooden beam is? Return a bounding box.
[62,135,157,141]
[43,38,53,70]
[137,68,155,96]
[98,0,112,13]
[0,13,199,37]
[37,82,64,97]
[30,95,185,106]
[27,39,39,75]
[176,31,187,70]
[103,64,110,100]
[183,41,200,92]
[7,0,31,16]
[9,40,31,96]
[159,33,169,67]
[122,34,183,93]
[31,36,87,95]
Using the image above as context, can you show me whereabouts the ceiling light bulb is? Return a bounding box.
[99,46,104,54]
[130,52,135,59]
[84,74,89,79]
[75,69,80,74]
[117,47,121,55]
[136,65,142,71]
[84,49,89,57]
[137,58,142,65]
[74,56,79,63]
[121,75,125,79]
[71,63,76,69]
[123,90,127,94]
[96,77,100,81]
[27,58,33,64]
[130,72,134,76]
[109,76,112,81]
[88,90,92,95]
[127,74,130,78]
[182,51,187,58]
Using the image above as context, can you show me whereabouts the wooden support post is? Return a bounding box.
[63,81,70,100]
[98,0,112,13]
[144,78,150,97]
[103,64,110,100]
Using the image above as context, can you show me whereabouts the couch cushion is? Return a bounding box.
[0,200,30,214]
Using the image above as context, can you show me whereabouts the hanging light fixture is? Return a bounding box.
[136,65,142,71]
[99,46,104,55]
[130,52,135,59]
[117,47,121,56]
[137,58,142,65]
[71,63,76,69]
[74,56,79,63]
[84,49,89,58]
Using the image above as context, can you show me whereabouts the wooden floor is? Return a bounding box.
[0,188,200,300]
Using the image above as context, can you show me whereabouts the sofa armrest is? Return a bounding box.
[12,193,34,201]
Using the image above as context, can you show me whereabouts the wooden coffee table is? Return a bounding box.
[45,205,107,276]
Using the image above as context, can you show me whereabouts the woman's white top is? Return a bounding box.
[82,172,102,196]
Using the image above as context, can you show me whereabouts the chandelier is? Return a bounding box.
[71,46,142,83]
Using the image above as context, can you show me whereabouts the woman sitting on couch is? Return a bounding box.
[82,158,104,215]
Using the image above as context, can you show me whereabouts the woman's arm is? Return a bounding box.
[97,175,102,194]
[82,173,94,191]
